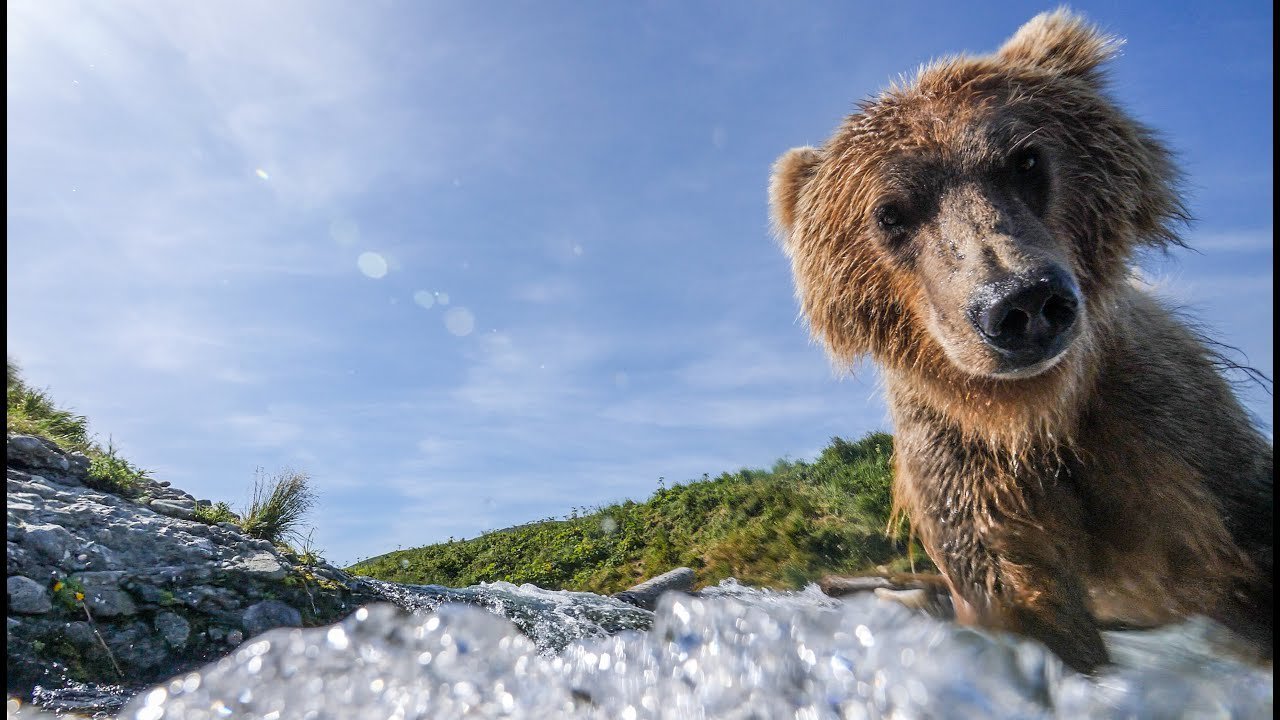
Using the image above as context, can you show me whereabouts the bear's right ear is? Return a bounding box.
[769,146,822,244]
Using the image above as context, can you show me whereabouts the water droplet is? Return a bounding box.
[357,252,388,279]
[327,627,349,650]
[255,169,270,180]
[445,307,475,336]
[413,291,435,309]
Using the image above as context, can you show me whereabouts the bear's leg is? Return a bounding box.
[924,520,1109,674]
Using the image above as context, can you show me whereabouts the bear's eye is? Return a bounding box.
[1008,147,1050,215]
[1012,147,1040,174]
[874,203,907,232]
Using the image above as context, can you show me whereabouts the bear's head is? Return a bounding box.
[771,10,1186,384]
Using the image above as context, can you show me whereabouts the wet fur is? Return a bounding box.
[770,9,1273,672]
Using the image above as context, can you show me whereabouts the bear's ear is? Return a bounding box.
[996,9,1122,80]
[769,146,823,242]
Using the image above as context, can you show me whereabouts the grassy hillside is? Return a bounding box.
[349,433,933,593]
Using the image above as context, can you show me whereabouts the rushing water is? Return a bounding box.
[10,578,1273,719]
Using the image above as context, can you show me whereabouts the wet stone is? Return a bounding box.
[69,571,137,617]
[154,611,191,648]
[7,576,52,614]
[242,600,303,638]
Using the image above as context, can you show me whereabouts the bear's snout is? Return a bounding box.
[968,266,1080,370]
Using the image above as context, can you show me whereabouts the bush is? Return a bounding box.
[240,468,317,544]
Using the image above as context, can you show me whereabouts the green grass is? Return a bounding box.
[240,467,317,544]
[7,359,91,452]
[9,359,152,496]
[349,432,933,593]
[193,501,240,525]
[85,440,151,496]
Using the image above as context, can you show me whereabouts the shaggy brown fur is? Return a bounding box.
[770,9,1273,673]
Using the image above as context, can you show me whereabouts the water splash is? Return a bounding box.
[106,580,1270,719]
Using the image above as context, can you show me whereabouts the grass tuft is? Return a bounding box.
[193,501,240,526]
[240,467,317,544]
[84,440,150,495]
[7,359,91,451]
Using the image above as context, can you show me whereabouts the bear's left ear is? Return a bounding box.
[996,9,1122,81]
[769,146,823,245]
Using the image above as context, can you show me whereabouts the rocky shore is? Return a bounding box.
[5,433,380,701]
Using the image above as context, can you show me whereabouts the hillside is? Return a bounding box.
[349,433,933,593]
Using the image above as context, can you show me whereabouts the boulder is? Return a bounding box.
[242,600,303,637]
[7,575,52,614]
[612,567,696,611]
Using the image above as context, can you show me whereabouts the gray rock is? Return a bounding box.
[235,552,288,580]
[64,620,96,649]
[818,575,894,595]
[241,599,303,637]
[7,495,40,512]
[6,435,70,473]
[25,524,75,564]
[7,543,29,575]
[106,621,167,670]
[178,584,243,613]
[612,567,696,611]
[226,629,244,646]
[7,575,52,614]
[66,451,92,478]
[154,611,191,647]
[69,571,137,617]
[150,499,196,520]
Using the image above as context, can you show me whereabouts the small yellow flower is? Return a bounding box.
[52,582,64,592]
[75,592,85,602]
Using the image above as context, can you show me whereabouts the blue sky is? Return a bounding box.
[8,1,1272,567]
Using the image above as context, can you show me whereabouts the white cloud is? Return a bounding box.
[222,412,305,448]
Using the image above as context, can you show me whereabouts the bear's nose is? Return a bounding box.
[969,267,1080,357]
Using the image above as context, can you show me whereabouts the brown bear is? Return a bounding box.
[769,9,1273,673]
